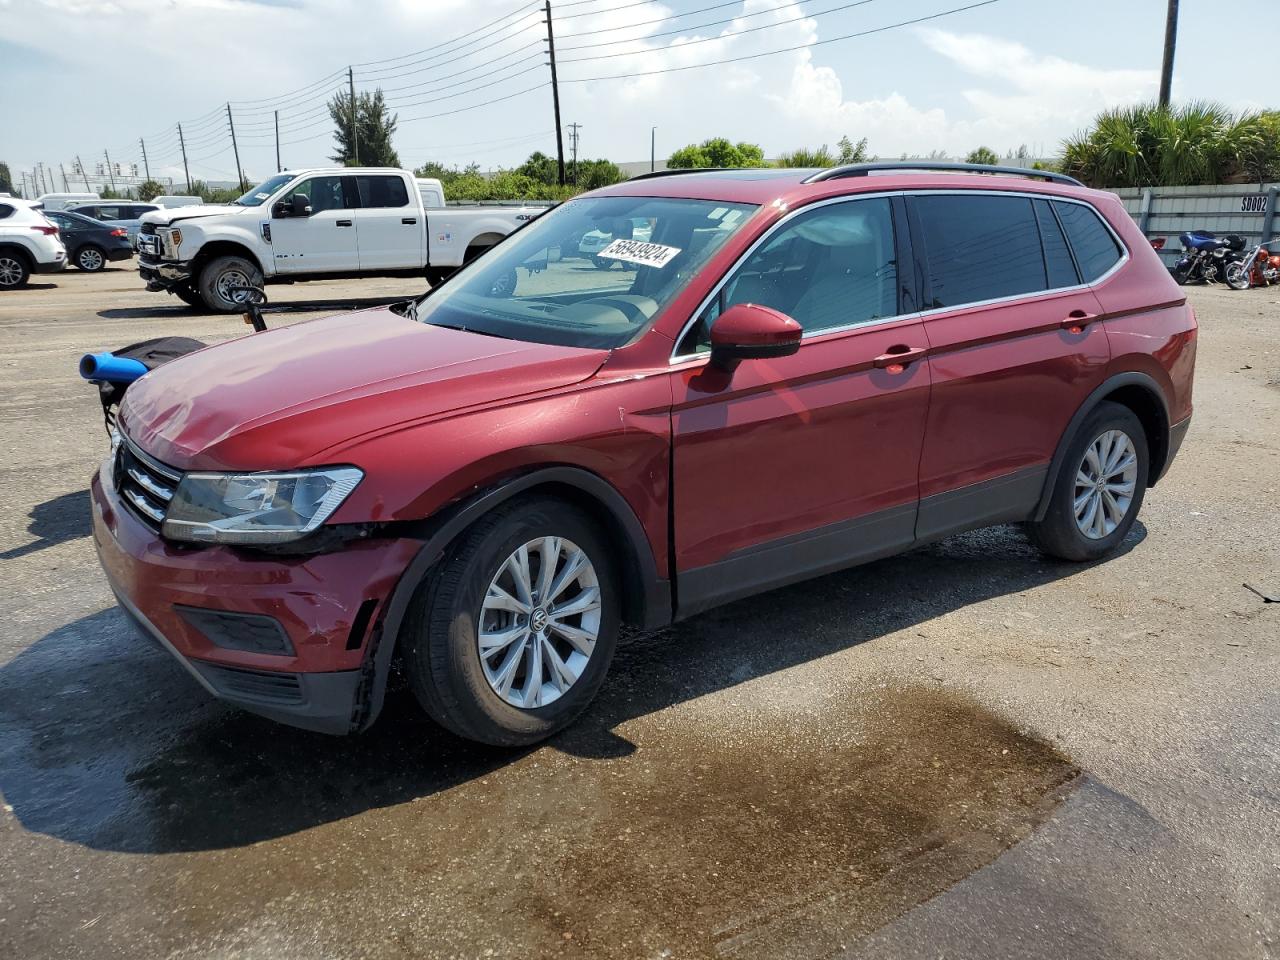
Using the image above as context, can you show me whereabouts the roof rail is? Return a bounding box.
[804,161,1083,187]
[626,167,738,181]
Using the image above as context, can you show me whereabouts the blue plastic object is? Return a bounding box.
[79,352,148,383]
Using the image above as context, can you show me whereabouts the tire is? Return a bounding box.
[171,283,203,308]
[196,255,263,312]
[1028,401,1149,562]
[0,250,31,289]
[75,245,107,272]
[591,255,612,270]
[1223,260,1251,290]
[403,497,621,746]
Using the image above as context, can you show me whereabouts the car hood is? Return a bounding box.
[120,307,610,471]
[140,204,254,226]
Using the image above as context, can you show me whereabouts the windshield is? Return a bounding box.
[414,195,758,349]
[234,174,295,207]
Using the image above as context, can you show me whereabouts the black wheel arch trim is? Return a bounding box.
[354,465,671,732]
[1033,371,1172,522]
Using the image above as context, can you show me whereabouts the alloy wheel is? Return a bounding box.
[1074,429,1138,540]
[478,536,601,709]
[79,248,104,271]
[0,257,23,287]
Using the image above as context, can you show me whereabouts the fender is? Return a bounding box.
[1033,371,1171,522]
[354,465,672,732]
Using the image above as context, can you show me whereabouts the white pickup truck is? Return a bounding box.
[136,167,547,311]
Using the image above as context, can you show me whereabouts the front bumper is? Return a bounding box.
[91,464,422,734]
[138,254,191,291]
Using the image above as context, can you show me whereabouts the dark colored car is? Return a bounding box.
[44,209,133,272]
[91,163,1196,744]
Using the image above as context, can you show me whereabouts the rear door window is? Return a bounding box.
[1034,198,1079,288]
[355,175,410,208]
[914,194,1046,308]
[1053,200,1123,282]
[0,204,12,220]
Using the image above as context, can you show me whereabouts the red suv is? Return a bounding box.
[91,163,1195,744]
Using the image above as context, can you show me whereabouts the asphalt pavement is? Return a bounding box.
[0,265,1276,959]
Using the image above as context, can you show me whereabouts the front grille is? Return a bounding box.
[114,436,182,533]
[198,663,305,705]
[140,222,158,236]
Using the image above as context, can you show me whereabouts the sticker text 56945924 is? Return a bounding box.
[598,238,682,268]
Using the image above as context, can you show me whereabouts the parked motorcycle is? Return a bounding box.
[1222,239,1280,290]
[1172,231,1246,285]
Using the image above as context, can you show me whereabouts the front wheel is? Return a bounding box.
[196,255,263,312]
[403,497,620,746]
[170,283,203,308]
[1028,401,1149,562]
[1223,260,1251,290]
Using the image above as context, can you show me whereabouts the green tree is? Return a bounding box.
[965,146,1000,165]
[837,136,870,163]
[328,89,400,167]
[668,137,767,168]
[517,151,559,185]
[570,158,623,190]
[0,161,12,194]
[136,179,165,201]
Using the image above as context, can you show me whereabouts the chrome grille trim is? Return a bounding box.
[115,433,183,532]
[124,487,166,523]
[126,466,174,502]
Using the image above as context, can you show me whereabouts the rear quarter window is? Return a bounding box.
[0,204,12,220]
[915,193,1047,308]
[1053,200,1123,282]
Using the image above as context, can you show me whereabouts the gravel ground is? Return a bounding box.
[0,267,1276,960]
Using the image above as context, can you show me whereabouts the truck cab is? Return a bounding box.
[136,168,545,311]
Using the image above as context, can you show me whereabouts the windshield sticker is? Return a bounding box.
[598,238,682,268]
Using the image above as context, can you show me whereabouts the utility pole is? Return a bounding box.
[177,125,192,193]
[103,151,116,191]
[544,0,566,186]
[1159,0,1178,108]
[651,126,656,172]
[226,103,246,191]
[567,122,581,183]
[76,154,90,191]
[59,162,70,191]
[140,138,151,182]
[348,67,359,165]
[275,110,282,172]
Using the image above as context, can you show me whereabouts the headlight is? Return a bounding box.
[161,467,363,545]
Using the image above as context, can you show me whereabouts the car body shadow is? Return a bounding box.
[0,489,92,561]
[0,522,1144,854]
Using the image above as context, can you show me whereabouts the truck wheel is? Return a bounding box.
[591,255,613,270]
[0,251,31,289]
[197,255,263,312]
[402,496,620,746]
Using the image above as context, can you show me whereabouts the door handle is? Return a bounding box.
[873,345,928,373]
[336,219,353,227]
[401,218,417,225]
[1060,309,1098,333]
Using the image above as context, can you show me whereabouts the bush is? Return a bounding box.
[965,146,1000,166]
[1062,101,1280,187]
[668,137,767,169]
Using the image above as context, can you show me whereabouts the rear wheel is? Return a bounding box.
[0,251,31,289]
[171,283,203,308]
[403,497,620,746]
[75,245,107,272]
[196,255,263,312]
[1028,401,1148,562]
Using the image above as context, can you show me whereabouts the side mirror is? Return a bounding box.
[272,200,289,218]
[290,194,311,217]
[709,303,803,371]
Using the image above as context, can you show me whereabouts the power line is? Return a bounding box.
[352,0,540,68]
[558,0,884,53]
[562,0,1001,81]
[557,0,743,38]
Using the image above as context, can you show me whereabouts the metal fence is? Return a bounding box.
[1111,183,1280,264]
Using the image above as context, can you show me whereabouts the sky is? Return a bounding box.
[1,0,1270,194]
